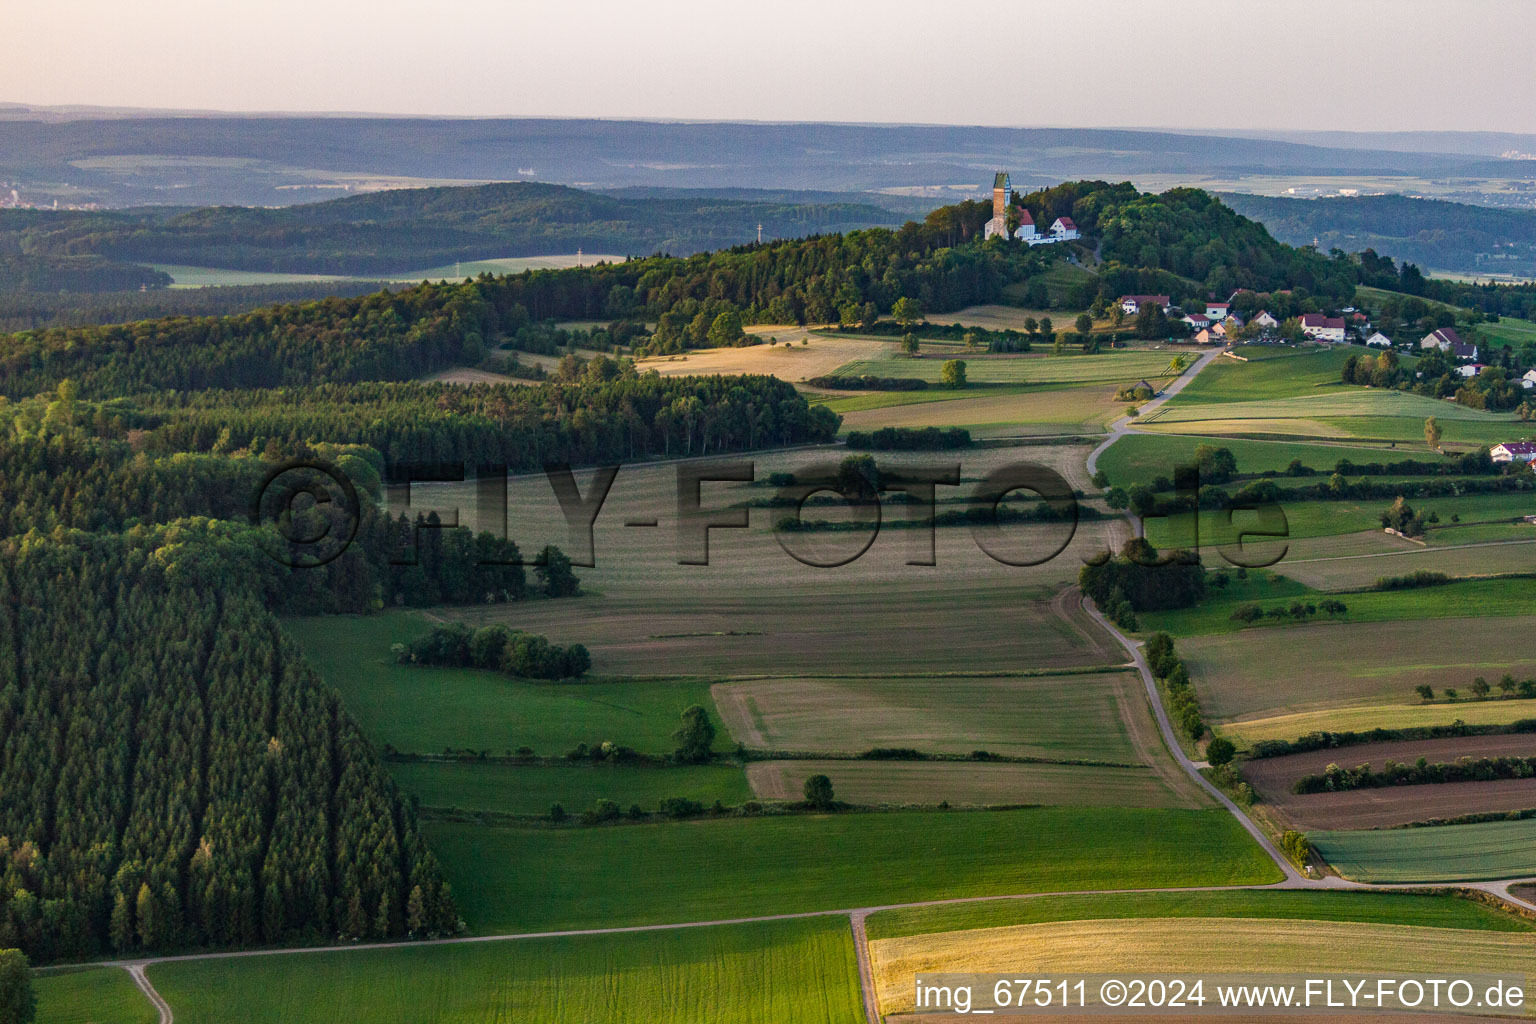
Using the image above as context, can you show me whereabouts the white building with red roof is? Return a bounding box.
[1049,216,1078,241]
[1120,294,1170,315]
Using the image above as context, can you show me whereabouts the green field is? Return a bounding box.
[865,888,1532,941]
[1095,432,1420,489]
[429,807,1280,934]
[1311,818,1536,882]
[1140,572,1536,637]
[390,760,753,815]
[834,349,1180,386]
[32,967,157,1024]
[285,613,733,756]
[149,917,862,1024]
[1161,346,1360,406]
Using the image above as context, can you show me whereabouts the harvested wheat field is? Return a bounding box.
[871,918,1535,1016]
[638,328,887,381]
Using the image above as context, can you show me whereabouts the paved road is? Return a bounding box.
[1085,346,1224,478]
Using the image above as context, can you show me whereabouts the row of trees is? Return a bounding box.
[1145,632,1205,741]
[395,621,591,680]
[1294,755,1536,794]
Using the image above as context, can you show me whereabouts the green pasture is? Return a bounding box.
[834,349,1180,386]
[33,967,157,1024]
[149,917,863,1024]
[429,807,1280,934]
[390,760,753,816]
[1311,818,1536,883]
[285,613,733,756]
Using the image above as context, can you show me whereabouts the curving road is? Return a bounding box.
[1086,346,1224,478]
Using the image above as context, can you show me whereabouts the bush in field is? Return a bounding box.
[1205,737,1236,767]
[397,622,590,679]
[803,774,835,809]
[1280,830,1311,867]
[672,705,717,763]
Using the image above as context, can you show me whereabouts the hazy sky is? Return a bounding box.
[9,0,1536,132]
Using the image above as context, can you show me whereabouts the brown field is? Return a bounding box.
[635,328,887,381]
[431,444,1128,675]
[745,759,1207,809]
[1243,734,1536,829]
[871,918,1534,1017]
[1275,537,1536,590]
[836,385,1120,437]
[1181,616,1536,723]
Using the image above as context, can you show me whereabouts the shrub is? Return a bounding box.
[1205,737,1236,766]
[803,774,835,808]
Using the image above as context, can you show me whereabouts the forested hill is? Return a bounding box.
[2,181,905,276]
[1220,192,1536,278]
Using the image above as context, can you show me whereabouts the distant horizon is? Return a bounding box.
[4,99,1536,145]
[11,0,1536,134]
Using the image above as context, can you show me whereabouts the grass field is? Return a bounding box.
[1143,387,1518,429]
[285,613,734,756]
[835,349,1180,386]
[1310,817,1536,882]
[1273,537,1536,589]
[154,254,624,289]
[743,759,1206,808]
[148,917,863,1024]
[427,807,1280,934]
[864,888,1534,941]
[1095,432,1421,489]
[1161,346,1359,406]
[33,967,157,1024]
[1220,697,1536,748]
[1140,573,1536,637]
[712,672,1144,761]
[390,760,754,816]
[1178,615,1536,723]
[869,917,1535,1016]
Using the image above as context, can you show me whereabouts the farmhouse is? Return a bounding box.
[1490,441,1536,463]
[1050,217,1078,241]
[1298,313,1346,343]
[1365,331,1393,348]
[1420,327,1478,361]
[1120,294,1170,315]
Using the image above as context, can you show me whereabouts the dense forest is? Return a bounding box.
[0,254,170,294]
[0,529,458,961]
[1222,192,1536,279]
[0,278,395,333]
[0,182,904,275]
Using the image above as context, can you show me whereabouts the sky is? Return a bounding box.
[8,0,1536,132]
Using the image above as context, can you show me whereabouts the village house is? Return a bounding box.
[1204,301,1230,320]
[1120,294,1171,315]
[1420,327,1479,361]
[1251,311,1279,328]
[1365,331,1393,348]
[1521,369,1536,389]
[1490,441,1536,463]
[1049,217,1078,241]
[1299,313,1346,343]
[1456,363,1488,378]
[1182,312,1212,330]
[1194,328,1219,345]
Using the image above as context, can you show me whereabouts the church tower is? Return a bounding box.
[992,172,1011,220]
